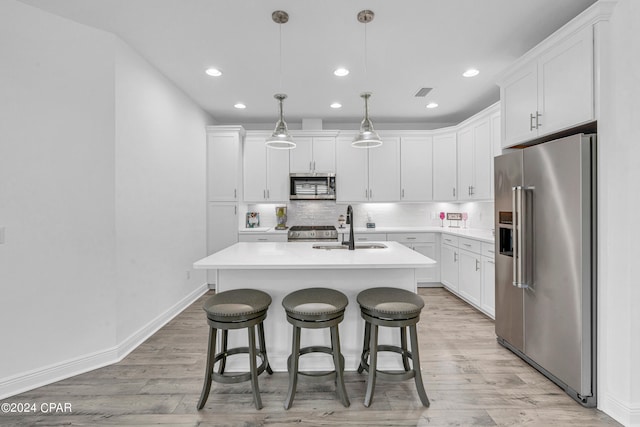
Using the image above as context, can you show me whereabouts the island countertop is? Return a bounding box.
[193,241,437,270]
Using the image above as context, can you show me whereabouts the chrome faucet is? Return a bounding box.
[342,205,355,250]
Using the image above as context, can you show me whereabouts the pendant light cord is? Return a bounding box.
[279,23,283,92]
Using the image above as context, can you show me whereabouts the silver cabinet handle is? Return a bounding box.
[369,189,373,199]
[402,188,405,198]
[468,186,471,196]
[488,249,495,253]
[463,243,472,247]
[263,189,266,199]
[530,113,536,131]
[453,187,456,197]
[234,206,237,215]
[454,252,458,262]
[313,160,316,170]
[487,260,495,264]
[365,189,368,199]
[470,185,474,196]
[257,238,268,241]
[267,189,270,199]
[536,111,542,129]
[234,189,237,199]
[406,237,416,240]
[475,259,480,271]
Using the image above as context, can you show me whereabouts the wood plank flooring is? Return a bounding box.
[0,288,620,426]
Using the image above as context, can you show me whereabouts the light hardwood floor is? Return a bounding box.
[1,288,620,426]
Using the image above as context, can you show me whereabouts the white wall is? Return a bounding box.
[0,1,117,392]
[598,0,640,424]
[0,0,213,398]
[114,40,210,343]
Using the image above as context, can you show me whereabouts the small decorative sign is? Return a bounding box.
[446,212,462,228]
[246,212,260,228]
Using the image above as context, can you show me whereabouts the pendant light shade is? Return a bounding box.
[352,92,382,148]
[265,94,296,149]
[353,10,382,149]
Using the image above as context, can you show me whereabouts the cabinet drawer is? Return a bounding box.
[354,233,387,242]
[238,234,288,242]
[389,233,436,243]
[441,234,459,247]
[459,237,482,254]
[482,242,496,258]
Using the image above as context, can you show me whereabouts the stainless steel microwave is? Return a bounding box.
[289,173,336,200]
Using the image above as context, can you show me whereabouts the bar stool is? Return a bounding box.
[197,289,273,410]
[282,287,350,409]
[356,287,430,407]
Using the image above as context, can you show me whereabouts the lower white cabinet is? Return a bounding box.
[207,202,239,285]
[389,232,440,285]
[238,233,288,242]
[440,234,495,318]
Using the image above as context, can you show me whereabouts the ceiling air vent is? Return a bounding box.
[414,87,433,97]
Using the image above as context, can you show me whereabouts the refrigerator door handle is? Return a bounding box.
[512,185,532,289]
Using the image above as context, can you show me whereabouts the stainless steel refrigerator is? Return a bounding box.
[494,133,597,407]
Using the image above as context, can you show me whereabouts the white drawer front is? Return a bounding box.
[238,234,287,242]
[481,242,496,258]
[441,234,459,247]
[459,237,482,254]
[389,233,436,243]
[354,233,387,241]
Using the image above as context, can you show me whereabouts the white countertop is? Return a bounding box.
[194,241,437,270]
[339,226,495,243]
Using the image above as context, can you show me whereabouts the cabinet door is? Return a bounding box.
[266,147,290,202]
[490,112,501,199]
[458,249,482,307]
[336,137,368,202]
[433,133,457,201]
[472,119,492,200]
[243,137,267,202]
[207,203,238,285]
[440,243,458,292]
[238,233,288,242]
[289,137,313,173]
[538,25,594,136]
[401,136,433,201]
[457,127,474,201]
[368,137,400,202]
[312,137,336,173]
[207,132,240,201]
[482,256,496,318]
[412,242,439,284]
[501,62,538,148]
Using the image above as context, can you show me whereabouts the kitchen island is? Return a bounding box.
[193,241,436,372]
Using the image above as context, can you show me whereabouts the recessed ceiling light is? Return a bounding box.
[330,102,342,109]
[426,102,439,109]
[234,103,246,109]
[334,68,349,77]
[205,68,222,77]
[463,68,479,77]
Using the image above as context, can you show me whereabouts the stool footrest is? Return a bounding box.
[212,347,270,384]
[287,345,345,382]
[359,345,416,382]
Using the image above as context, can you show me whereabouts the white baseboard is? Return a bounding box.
[601,393,640,426]
[0,283,208,400]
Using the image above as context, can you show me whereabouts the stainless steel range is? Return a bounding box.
[287,225,338,242]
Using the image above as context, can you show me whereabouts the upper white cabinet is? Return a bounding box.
[432,132,457,201]
[457,111,493,201]
[400,136,433,202]
[499,14,604,148]
[336,136,400,202]
[243,134,289,203]
[206,126,243,202]
[289,134,336,173]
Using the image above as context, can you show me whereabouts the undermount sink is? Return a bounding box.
[312,243,387,250]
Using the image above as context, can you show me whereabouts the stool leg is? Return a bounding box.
[197,326,217,410]
[400,326,410,371]
[330,325,350,407]
[364,324,378,407]
[358,321,371,374]
[409,324,430,407]
[218,330,228,375]
[258,321,273,375]
[247,324,263,410]
[284,326,301,409]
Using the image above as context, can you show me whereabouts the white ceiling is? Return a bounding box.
[20,0,597,127]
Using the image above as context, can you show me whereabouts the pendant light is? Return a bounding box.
[352,10,382,149]
[266,10,295,149]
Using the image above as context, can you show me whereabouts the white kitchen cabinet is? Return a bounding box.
[482,255,496,318]
[238,233,288,242]
[389,232,440,285]
[207,202,239,285]
[432,132,457,201]
[336,136,400,202]
[440,236,459,292]
[243,134,290,202]
[289,136,336,173]
[457,111,495,201]
[500,24,594,148]
[206,126,243,202]
[458,247,482,307]
[400,136,433,202]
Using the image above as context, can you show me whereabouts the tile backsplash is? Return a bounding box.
[243,201,494,230]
